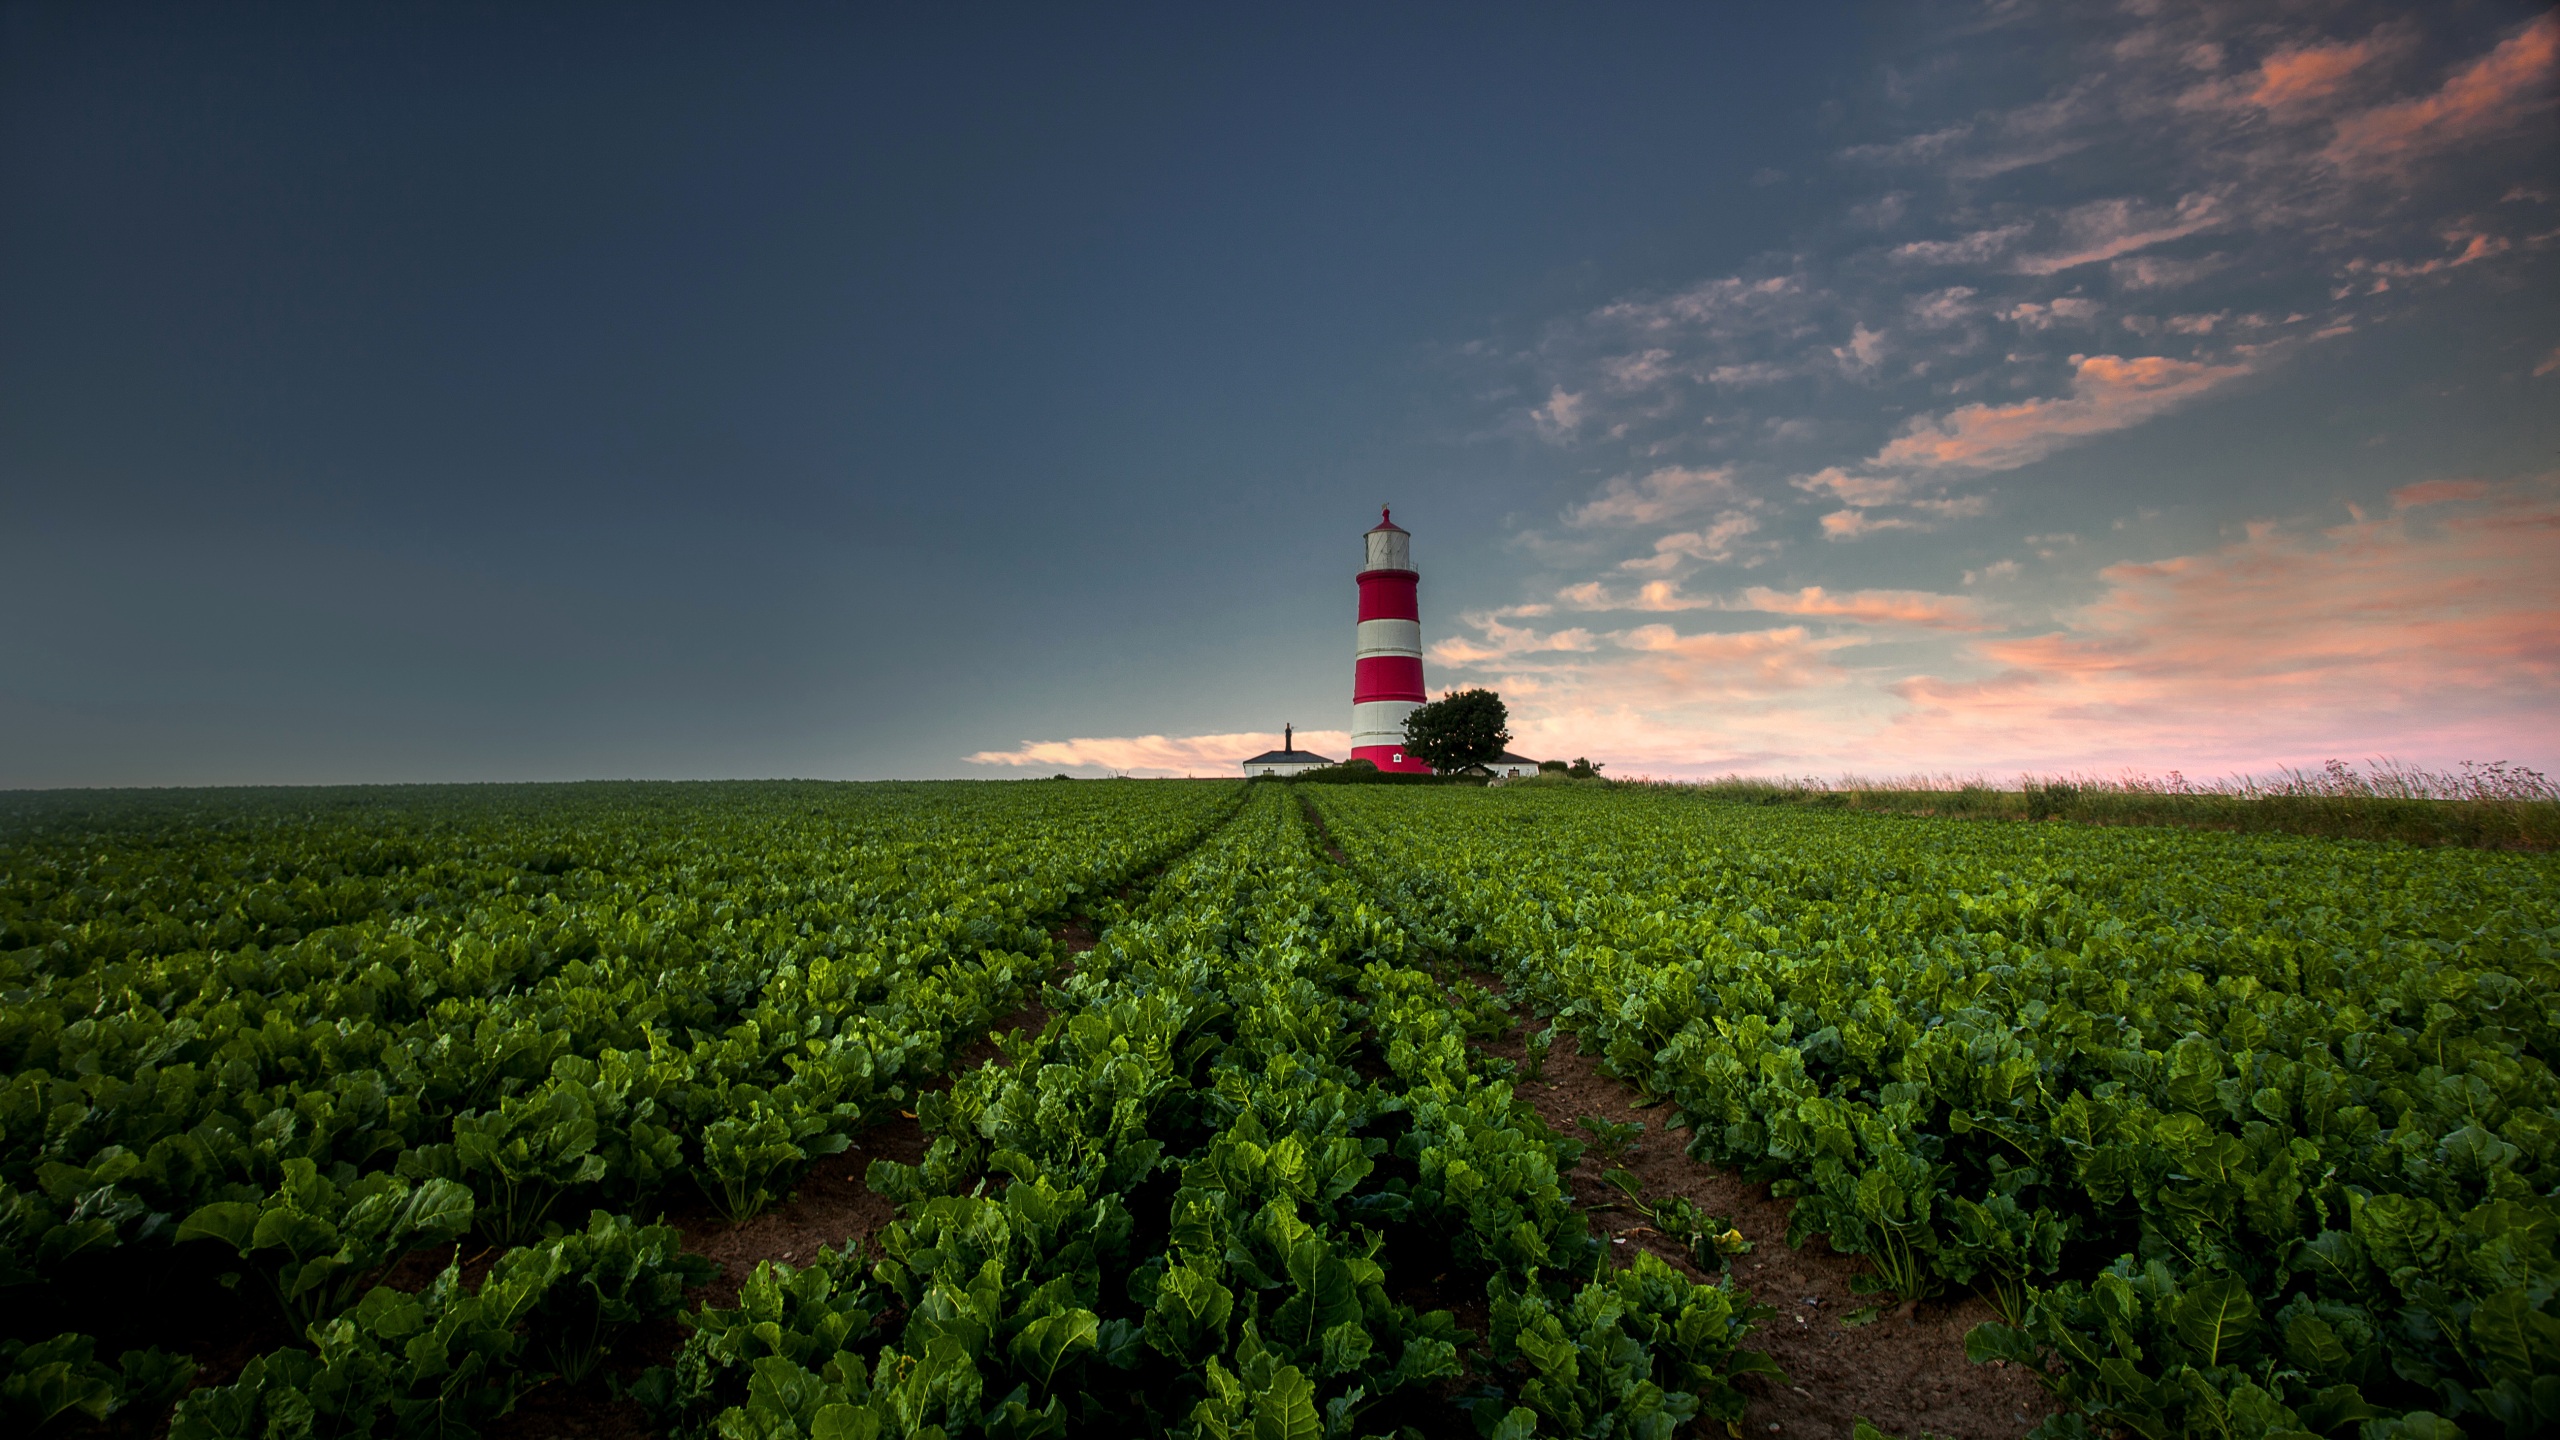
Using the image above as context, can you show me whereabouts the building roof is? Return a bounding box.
[1366,505,1407,535]
[1242,748,1336,765]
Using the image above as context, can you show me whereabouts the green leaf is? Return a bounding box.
[1006,1309,1097,1389]
[174,1202,261,1254]
[811,1403,884,1440]
[2470,1287,2560,1387]
[2165,1274,2256,1367]
[1249,1365,1321,1440]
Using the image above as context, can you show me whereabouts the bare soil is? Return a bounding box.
[1463,970,2057,1440]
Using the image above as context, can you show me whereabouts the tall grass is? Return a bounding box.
[1653,759,2560,850]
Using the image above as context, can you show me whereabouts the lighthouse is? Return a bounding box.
[1351,508,1433,772]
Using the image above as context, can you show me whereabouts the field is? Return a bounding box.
[3,781,2553,1440]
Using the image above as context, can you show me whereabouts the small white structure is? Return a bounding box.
[1241,725,1335,778]
[1475,750,1543,780]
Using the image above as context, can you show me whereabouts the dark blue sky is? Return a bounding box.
[6,2,2554,784]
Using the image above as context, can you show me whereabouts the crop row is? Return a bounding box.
[1,781,1238,1433]
[1309,784,2560,1440]
[642,785,1774,1439]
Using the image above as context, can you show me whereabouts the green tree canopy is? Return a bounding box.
[1402,689,1510,772]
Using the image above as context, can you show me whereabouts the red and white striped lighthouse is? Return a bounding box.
[1351,508,1432,772]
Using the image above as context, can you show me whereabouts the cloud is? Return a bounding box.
[2389,477,2488,507]
[1567,464,1740,527]
[965,730,1354,776]
[1430,618,1596,665]
[1608,623,1860,693]
[1869,352,2253,474]
[1794,466,1911,507]
[1548,580,1980,629]
[2325,14,2558,174]
[2110,253,2227,290]
[2004,297,2103,330]
[1892,225,2031,265]
[2346,226,2516,282]
[1907,286,1978,326]
[2014,193,2223,275]
[1596,274,1802,332]
[1734,585,1986,629]
[1616,511,1768,571]
[2248,34,2392,112]
[1819,508,1922,539]
[1530,386,1585,437]
[1832,323,1888,375]
[1900,480,2560,755]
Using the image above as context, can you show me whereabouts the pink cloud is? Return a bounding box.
[965,730,1355,776]
[1608,623,1861,694]
[1869,352,2252,474]
[1892,480,2560,763]
[1737,585,1987,629]
[1430,619,1596,665]
[2250,35,2389,111]
[2390,477,2489,507]
[2325,13,2558,173]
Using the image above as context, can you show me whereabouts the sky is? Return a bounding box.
[2,1,2553,788]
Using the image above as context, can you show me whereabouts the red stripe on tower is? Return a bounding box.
[1351,507,1432,772]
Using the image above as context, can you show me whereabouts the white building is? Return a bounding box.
[1240,725,1335,778]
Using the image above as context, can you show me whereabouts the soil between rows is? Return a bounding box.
[1458,969,2056,1440]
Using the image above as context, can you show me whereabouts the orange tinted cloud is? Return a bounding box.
[2390,477,2489,507]
[966,730,1353,775]
[2326,13,2558,172]
[2249,36,2387,111]
[1609,623,1861,694]
[1869,353,2251,473]
[1896,480,2560,762]
[1737,585,1986,629]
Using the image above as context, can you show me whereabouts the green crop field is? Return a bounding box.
[2,781,2552,1440]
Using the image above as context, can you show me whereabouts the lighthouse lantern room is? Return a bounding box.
[1351,508,1433,772]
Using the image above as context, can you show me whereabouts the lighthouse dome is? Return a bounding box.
[1362,507,1412,573]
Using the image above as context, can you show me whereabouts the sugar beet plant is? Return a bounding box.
[0,781,1239,1435]
[1313,784,2560,1440]
[642,787,1774,1439]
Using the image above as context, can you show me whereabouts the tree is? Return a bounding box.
[1402,689,1509,772]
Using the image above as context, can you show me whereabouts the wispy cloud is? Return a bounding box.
[1568,464,1741,527]
[2325,14,2558,175]
[2014,193,2223,275]
[1868,353,2253,474]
